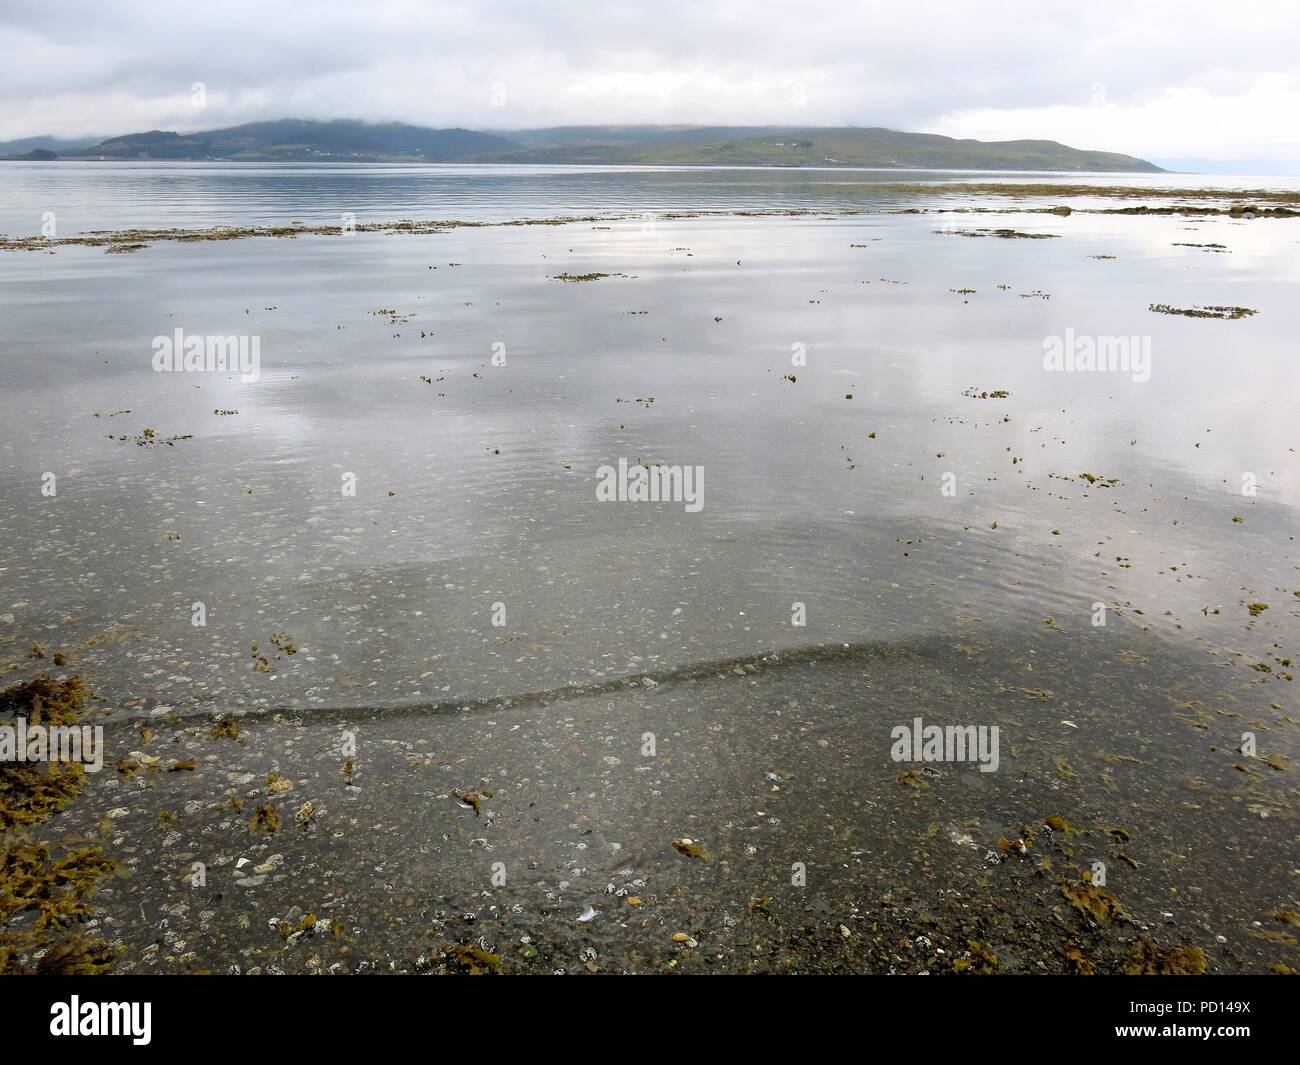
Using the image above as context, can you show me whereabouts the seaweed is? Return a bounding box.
[1148,303,1258,320]
[271,632,298,656]
[1061,875,1124,926]
[0,842,118,975]
[452,787,492,814]
[443,943,503,974]
[1062,942,1096,975]
[951,939,998,974]
[108,427,193,447]
[1122,941,1207,975]
[210,716,242,740]
[0,673,118,975]
[941,228,1059,240]
[279,912,318,939]
[672,838,710,859]
[248,803,280,833]
[0,674,93,830]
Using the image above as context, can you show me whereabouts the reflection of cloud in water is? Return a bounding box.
[1,173,1296,721]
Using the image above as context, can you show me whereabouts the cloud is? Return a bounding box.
[2,0,1298,168]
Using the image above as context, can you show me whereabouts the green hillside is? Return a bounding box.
[14,120,1162,172]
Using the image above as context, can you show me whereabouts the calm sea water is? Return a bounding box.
[1,163,1297,726]
[4,160,1300,235]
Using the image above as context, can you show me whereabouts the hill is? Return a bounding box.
[9,119,1162,171]
[487,126,1160,171]
[73,120,512,162]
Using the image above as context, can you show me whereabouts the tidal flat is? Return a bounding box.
[1,163,1297,973]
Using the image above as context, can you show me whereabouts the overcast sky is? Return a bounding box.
[3,0,1298,170]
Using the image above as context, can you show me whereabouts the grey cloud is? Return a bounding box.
[2,0,1297,166]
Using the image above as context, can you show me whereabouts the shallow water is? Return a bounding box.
[1,164,1297,972]
[4,159,1300,236]
[2,165,1297,723]
[42,620,1299,973]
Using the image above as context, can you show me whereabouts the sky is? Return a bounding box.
[3,0,1299,172]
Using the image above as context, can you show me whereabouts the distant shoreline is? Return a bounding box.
[5,156,1159,175]
[0,119,1164,172]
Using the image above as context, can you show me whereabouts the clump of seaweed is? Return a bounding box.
[0,674,93,830]
[1121,941,1207,975]
[951,939,998,974]
[442,943,502,974]
[1062,942,1096,975]
[248,803,280,833]
[941,228,1059,239]
[0,672,90,726]
[1148,303,1258,320]
[0,842,119,975]
[279,912,318,940]
[108,427,194,447]
[452,787,492,814]
[271,632,298,656]
[210,716,242,740]
[672,837,711,859]
[265,772,293,795]
[0,673,118,974]
[1061,874,1125,926]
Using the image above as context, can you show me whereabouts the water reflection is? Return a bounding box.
[0,171,1296,731]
